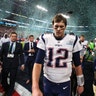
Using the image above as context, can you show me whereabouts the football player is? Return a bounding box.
[32,14,84,96]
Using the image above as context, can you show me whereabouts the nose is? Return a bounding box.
[57,27,61,30]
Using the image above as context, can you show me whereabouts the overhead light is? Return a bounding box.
[67,25,85,28]
[18,25,28,28]
[5,11,10,13]
[19,0,27,1]
[35,19,47,23]
[61,14,70,19]
[0,9,2,11]
[29,17,34,20]
[2,18,18,23]
[76,31,88,33]
[1,18,29,26]
[36,5,48,12]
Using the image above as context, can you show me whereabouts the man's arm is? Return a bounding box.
[75,65,84,95]
[73,51,84,95]
[19,43,25,71]
[32,63,43,96]
[32,48,45,96]
[75,65,83,76]
[32,63,42,89]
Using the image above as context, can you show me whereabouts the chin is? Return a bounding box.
[56,35,62,38]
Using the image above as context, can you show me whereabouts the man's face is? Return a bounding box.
[10,34,17,42]
[53,20,66,38]
[29,37,34,42]
[80,36,85,42]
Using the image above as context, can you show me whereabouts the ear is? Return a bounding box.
[52,25,54,28]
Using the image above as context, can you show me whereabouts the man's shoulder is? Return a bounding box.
[1,42,9,49]
[41,33,53,38]
[24,42,29,45]
[64,34,77,43]
[33,42,36,45]
[66,34,76,39]
[24,42,29,47]
[16,42,22,46]
[39,33,53,43]
[3,41,9,45]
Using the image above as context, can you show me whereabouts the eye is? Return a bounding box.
[54,25,65,29]
[54,25,59,28]
[60,26,65,28]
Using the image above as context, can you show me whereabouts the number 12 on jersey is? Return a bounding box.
[47,48,68,68]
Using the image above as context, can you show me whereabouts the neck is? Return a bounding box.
[53,33,65,40]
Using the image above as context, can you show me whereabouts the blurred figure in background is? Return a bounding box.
[0,33,10,45]
[81,46,95,96]
[35,37,39,44]
[24,35,37,84]
[79,35,88,63]
[0,33,10,50]
[0,32,25,96]
[88,40,95,50]
[20,38,25,48]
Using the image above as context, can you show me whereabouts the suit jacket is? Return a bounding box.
[24,42,37,58]
[0,41,24,68]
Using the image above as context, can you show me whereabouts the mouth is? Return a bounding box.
[56,32,61,36]
[56,31,61,34]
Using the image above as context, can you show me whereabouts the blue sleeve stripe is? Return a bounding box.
[73,35,78,48]
[73,51,81,67]
[35,48,45,64]
[41,34,45,44]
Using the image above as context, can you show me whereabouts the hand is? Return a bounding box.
[32,88,43,96]
[77,86,84,95]
[20,64,25,71]
[0,61,3,65]
[31,49,35,53]
[28,49,32,53]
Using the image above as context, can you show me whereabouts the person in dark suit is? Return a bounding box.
[24,35,37,84]
[0,32,25,96]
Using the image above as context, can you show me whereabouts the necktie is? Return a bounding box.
[31,42,33,49]
[9,42,14,53]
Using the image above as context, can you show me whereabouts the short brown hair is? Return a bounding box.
[10,32,17,36]
[29,35,34,38]
[80,35,85,37]
[52,14,67,26]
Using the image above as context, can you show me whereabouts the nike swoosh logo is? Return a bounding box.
[63,86,68,90]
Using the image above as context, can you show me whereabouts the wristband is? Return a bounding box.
[77,74,84,86]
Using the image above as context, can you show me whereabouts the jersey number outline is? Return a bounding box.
[47,48,68,68]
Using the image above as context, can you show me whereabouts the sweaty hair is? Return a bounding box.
[52,14,67,26]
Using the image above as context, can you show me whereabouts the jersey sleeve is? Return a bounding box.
[35,48,45,64]
[73,51,81,66]
[37,34,46,50]
[73,36,82,53]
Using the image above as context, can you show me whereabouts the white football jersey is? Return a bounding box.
[80,40,88,56]
[37,33,82,83]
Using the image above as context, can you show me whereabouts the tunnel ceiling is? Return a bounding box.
[0,0,96,39]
